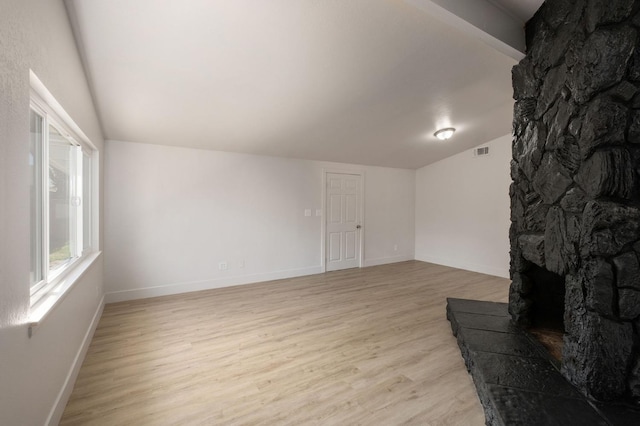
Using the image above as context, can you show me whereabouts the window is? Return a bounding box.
[29,85,96,307]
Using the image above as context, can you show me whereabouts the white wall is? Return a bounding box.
[104,140,415,302]
[415,134,511,278]
[0,1,105,425]
[363,166,416,266]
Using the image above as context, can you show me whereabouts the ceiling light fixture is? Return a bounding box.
[434,127,456,140]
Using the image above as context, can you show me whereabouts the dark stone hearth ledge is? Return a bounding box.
[447,298,640,426]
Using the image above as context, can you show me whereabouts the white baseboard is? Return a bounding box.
[46,295,105,426]
[105,266,324,303]
[362,254,415,267]
[415,254,509,278]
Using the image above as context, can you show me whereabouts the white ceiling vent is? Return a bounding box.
[474,146,490,157]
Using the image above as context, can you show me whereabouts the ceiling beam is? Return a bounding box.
[404,0,526,61]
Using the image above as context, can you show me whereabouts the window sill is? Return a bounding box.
[28,251,102,336]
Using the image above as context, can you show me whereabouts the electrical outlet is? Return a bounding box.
[393,244,398,251]
[304,209,312,217]
[219,261,228,270]
[239,260,245,268]
[315,209,322,217]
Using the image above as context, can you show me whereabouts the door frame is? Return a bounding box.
[321,168,365,272]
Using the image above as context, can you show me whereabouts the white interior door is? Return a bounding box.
[325,173,362,272]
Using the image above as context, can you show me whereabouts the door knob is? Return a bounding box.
[356,225,361,229]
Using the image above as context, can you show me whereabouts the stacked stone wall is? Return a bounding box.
[510,0,640,401]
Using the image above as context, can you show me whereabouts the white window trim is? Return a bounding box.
[28,71,101,335]
[29,252,102,336]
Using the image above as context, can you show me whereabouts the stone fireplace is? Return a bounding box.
[509,0,640,402]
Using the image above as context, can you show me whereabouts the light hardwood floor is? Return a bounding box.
[61,261,509,425]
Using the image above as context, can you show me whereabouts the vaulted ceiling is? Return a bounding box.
[66,0,543,169]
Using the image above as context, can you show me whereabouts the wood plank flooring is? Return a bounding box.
[61,261,509,425]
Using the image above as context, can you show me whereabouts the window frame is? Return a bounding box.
[29,79,98,309]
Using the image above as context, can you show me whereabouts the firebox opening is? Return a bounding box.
[528,265,566,332]
[526,265,566,361]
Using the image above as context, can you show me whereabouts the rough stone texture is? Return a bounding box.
[579,96,627,158]
[514,121,546,180]
[630,111,640,144]
[560,187,588,212]
[533,0,586,73]
[566,214,581,244]
[518,234,545,268]
[511,272,533,296]
[606,80,638,103]
[564,273,586,336]
[544,207,577,275]
[510,0,640,402]
[582,258,615,317]
[581,201,640,233]
[512,57,539,100]
[524,200,548,233]
[574,149,635,199]
[567,26,637,104]
[527,13,557,74]
[563,311,634,400]
[513,99,537,137]
[629,46,640,82]
[510,245,530,274]
[541,0,582,30]
[630,356,640,401]
[510,183,525,223]
[545,101,576,148]
[532,153,572,204]
[585,0,635,33]
[582,230,622,257]
[509,284,534,327]
[581,201,640,257]
[568,116,582,139]
[606,80,638,102]
[536,63,568,118]
[555,136,581,174]
[613,252,640,290]
[619,289,640,320]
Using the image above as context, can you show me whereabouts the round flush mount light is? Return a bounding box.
[434,127,456,140]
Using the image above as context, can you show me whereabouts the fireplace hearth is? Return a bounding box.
[447,298,640,425]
